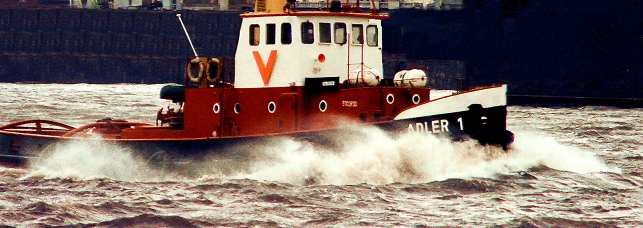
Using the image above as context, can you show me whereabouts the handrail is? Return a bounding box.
[61,122,153,137]
[0,119,75,132]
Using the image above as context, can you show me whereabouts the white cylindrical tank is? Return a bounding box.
[348,67,381,86]
[394,69,427,88]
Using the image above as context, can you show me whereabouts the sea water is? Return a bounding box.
[0,83,641,227]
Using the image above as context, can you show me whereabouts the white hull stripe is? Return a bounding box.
[394,84,508,120]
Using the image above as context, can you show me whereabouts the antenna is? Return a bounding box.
[176,14,198,57]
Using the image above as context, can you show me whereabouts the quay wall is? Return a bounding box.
[2,0,643,102]
[0,9,242,84]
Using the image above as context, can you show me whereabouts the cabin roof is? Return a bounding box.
[240,11,390,20]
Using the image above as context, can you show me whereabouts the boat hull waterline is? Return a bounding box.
[0,86,513,167]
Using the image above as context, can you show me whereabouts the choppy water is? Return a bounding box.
[0,83,642,227]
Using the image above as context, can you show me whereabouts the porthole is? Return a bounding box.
[268,101,276,113]
[412,94,420,104]
[213,103,220,114]
[234,103,241,114]
[386,94,394,104]
[319,100,327,112]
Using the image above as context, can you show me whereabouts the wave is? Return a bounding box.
[233,125,620,185]
[509,130,620,174]
[24,137,176,182]
[499,216,618,228]
[20,124,618,185]
[80,214,202,227]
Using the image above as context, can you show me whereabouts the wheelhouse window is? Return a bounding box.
[334,23,346,45]
[301,22,314,44]
[266,24,276,45]
[366,25,378,47]
[249,24,260,46]
[319,23,331,44]
[281,23,292,44]
[351,24,363,45]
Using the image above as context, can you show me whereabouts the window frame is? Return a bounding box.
[249,24,260,46]
[319,23,331,44]
[301,22,315,44]
[281,23,292,45]
[266,23,276,45]
[334,23,347,45]
[366,25,378,47]
[351,24,363,45]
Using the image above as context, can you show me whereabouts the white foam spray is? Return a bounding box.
[20,125,618,185]
[24,137,171,182]
[234,125,619,185]
[507,130,620,174]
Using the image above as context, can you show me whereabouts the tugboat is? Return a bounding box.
[0,0,513,166]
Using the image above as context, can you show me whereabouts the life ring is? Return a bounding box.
[207,58,222,83]
[187,58,205,84]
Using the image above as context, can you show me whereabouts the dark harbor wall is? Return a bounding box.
[0,9,241,83]
[383,0,643,102]
[501,1,643,101]
[1,0,643,104]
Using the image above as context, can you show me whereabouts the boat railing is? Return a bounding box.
[296,2,389,9]
[61,121,153,138]
[0,119,75,136]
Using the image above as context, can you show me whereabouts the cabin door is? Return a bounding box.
[278,93,298,132]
